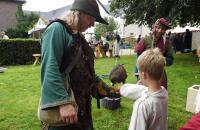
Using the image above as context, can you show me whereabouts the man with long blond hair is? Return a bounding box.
[39,0,118,130]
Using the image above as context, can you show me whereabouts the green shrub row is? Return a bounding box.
[0,39,40,65]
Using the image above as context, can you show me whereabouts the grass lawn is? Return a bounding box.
[0,53,199,130]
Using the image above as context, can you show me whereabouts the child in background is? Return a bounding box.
[120,48,168,130]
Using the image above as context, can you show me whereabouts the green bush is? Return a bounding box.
[0,39,40,65]
[7,28,29,38]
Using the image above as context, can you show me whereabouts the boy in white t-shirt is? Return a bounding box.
[120,48,168,130]
[1,31,9,39]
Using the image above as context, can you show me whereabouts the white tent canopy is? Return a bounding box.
[170,25,200,33]
[28,18,47,34]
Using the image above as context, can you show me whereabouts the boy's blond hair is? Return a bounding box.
[137,48,165,80]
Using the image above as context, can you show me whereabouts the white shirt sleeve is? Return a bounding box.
[120,83,147,100]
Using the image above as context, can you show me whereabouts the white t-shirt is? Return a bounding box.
[101,36,107,45]
[3,35,9,39]
[120,84,168,130]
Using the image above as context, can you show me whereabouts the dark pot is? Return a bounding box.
[101,97,121,110]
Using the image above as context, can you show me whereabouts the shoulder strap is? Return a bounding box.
[62,45,82,92]
[47,19,80,74]
[45,19,73,35]
[47,19,81,90]
[63,45,82,75]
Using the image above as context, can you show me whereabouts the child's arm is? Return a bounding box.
[120,83,147,100]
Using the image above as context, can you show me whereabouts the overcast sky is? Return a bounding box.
[22,0,124,35]
[22,0,109,13]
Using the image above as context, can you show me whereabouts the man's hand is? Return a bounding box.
[59,104,78,124]
[109,86,121,98]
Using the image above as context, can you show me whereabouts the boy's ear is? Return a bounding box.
[140,72,146,79]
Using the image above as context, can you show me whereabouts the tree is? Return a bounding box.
[7,5,39,38]
[109,0,200,27]
[95,17,118,40]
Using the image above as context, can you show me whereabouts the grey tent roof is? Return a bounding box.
[24,4,109,22]
[24,5,71,21]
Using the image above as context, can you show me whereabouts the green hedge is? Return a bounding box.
[0,39,40,65]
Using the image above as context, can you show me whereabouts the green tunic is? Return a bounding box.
[41,22,74,109]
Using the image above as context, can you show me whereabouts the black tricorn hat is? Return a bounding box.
[71,0,108,25]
